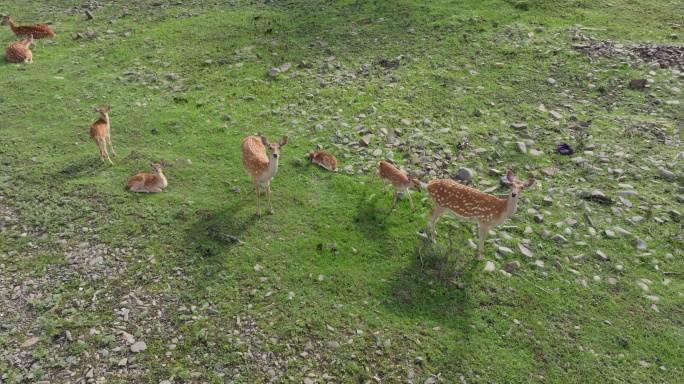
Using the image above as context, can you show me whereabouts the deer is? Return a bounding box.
[307,150,338,171]
[1,15,56,38]
[371,161,422,212]
[89,106,115,165]
[427,170,535,259]
[128,161,168,193]
[5,34,34,63]
[242,134,288,217]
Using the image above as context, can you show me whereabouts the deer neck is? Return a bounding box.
[100,115,110,126]
[157,172,168,189]
[257,155,280,184]
[503,193,520,220]
[9,21,17,34]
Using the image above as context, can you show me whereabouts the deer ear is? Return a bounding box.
[148,161,155,168]
[93,107,99,113]
[106,105,111,111]
[506,170,515,182]
[279,135,288,147]
[260,136,270,146]
[523,178,536,188]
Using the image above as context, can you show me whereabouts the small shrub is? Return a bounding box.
[418,226,474,283]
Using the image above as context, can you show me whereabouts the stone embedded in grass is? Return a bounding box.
[279,62,292,72]
[549,111,563,120]
[130,341,147,353]
[19,337,39,348]
[457,167,473,181]
[659,167,677,180]
[550,234,567,243]
[484,261,496,272]
[504,260,520,273]
[595,250,608,261]
[511,123,528,130]
[515,142,527,153]
[518,244,533,257]
[635,239,648,250]
[268,68,281,77]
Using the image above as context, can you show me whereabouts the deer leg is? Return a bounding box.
[265,185,274,215]
[477,224,488,260]
[381,179,387,194]
[254,184,261,217]
[392,188,398,210]
[107,133,116,156]
[405,188,416,212]
[96,141,105,163]
[428,204,446,242]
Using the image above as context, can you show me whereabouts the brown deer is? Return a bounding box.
[427,170,535,259]
[128,161,168,193]
[242,134,288,217]
[307,150,338,171]
[1,15,55,38]
[5,34,34,63]
[372,161,422,212]
[89,106,115,165]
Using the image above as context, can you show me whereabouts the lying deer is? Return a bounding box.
[427,170,535,259]
[89,106,115,165]
[372,161,422,212]
[128,161,168,193]
[1,15,56,38]
[242,134,288,217]
[307,150,338,171]
[5,34,34,63]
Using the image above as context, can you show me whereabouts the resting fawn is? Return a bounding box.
[427,170,535,259]
[5,34,34,63]
[242,134,288,217]
[89,106,115,165]
[1,15,56,38]
[307,150,338,171]
[372,161,422,211]
[128,161,168,193]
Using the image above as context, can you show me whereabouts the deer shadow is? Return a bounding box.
[383,226,480,331]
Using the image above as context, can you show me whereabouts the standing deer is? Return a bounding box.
[5,34,34,63]
[372,161,422,211]
[1,15,56,38]
[307,150,338,171]
[242,134,288,217]
[427,170,535,259]
[128,161,168,193]
[89,106,115,165]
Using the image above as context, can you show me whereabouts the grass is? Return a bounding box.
[1,0,683,382]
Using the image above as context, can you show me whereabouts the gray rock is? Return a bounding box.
[458,168,474,181]
[595,250,608,262]
[268,68,281,77]
[614,227,631,237]
[20,337,39,348]
[515,142,527,153]
[89,256,104,266]
[529,149,544,156]
[130,341,147,353]
[511,123,528,130]
[503,261,520,273]
[541,230,550,239]
[533,214,544,223]
[549,111,563,119]
[551,234,567,243]
[659,167,677,180]
[636,239,648,250]
[498,246,514,255]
